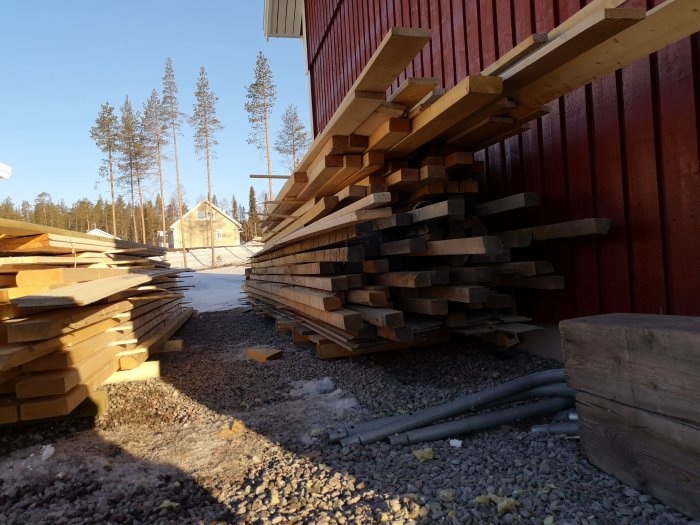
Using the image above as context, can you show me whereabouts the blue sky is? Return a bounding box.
[0,1,310,210]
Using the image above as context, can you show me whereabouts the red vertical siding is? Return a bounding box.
[303,0,700,319]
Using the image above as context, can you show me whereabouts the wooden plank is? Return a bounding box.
[249,273,349,292]
[265,209,391,249]
[418,164,447,181]
[407,200,465,222]
[246,346,283,363]
[577,392,700,521]
[105,360,160,384]
[367,118,411,151]
[270,27,430,210]
[373,270,449,288]
[252,246,365,268]
[244,282,363,334]
[422,286,490,304]
[387,76,503,158]
[444,151,474,170]
[393,297,449,315]
[384,168,419,190]
[361,259,389,274]
[346,289,388,307]
[347,305,404,328]
[372,213,412,231]
[388,77,440,108]
[498,218,611,243]
[411,237,504,256]
[244,280,342,311]
[15,342,119,398]
[11,270,178,308]
[4,298,160,343]
[507,0,699,121]
[19,359,118,420]
[502,8,645,92]
[560,313,700,424]
[335,185,366,204]
[482,33,549,76]
[379,238,427,256]
[266,195,339,243]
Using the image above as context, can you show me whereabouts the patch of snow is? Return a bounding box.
[183,266,248,313]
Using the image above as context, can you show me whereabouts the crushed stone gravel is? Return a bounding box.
[0,308,696,524]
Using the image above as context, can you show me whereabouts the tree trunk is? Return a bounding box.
[172,124,188,267]
[157,141,166,245]
[136,168,147,243]
[264,96,272,214]
[130,169,138,243]
[108,149,117,236]
[205,125,215,267]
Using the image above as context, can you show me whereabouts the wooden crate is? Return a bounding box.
[561,313,700,520]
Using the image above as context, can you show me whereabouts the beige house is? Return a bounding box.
[167,200,241,249]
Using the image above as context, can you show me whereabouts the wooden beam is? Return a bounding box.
[388,76,440,108]
[410,237,504,256]
[387,75,504,158]
[482,33,549,76]
[347,305,404,328]
[475,192,540,216]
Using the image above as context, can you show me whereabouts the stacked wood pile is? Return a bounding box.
[245,0,699,358]
[0,218,192,424]
[560,313,700,521]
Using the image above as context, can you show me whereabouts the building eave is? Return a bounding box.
[263,0,304,38]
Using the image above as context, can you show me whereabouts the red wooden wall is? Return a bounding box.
[303,0,700,320]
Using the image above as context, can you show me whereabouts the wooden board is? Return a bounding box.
[561,313,700,424]
[388,77,440,108]
[246,346,283,363]
[11,270,179,308]
[411,237,504,257]
[577,391,700,520]
[475,192,540,217]
[387,76,504,158]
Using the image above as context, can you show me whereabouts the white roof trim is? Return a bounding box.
[169,200,242,231]
[264,0,304,38]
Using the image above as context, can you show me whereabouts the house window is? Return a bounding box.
[196,211,211,221]
[216,229,223,240]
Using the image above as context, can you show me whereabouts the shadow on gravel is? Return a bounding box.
[0,421,235,523]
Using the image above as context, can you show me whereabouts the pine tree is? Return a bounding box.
[231,195,240,222]
[90,102,119,234]
[248,185,259,239]
[34,192,51,225]
[142,89,169,242]
[274,104,309,172]
[190,66,223,266]
[162,58,187,264]
[245,52,277,206]
[117,96,140,242]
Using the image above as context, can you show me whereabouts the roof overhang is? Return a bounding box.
[0,162,11,179]
[263,0,304,38]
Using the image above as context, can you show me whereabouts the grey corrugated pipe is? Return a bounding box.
[389,397,574,445]
[340,368,566,446]
[531,421,579,435]
[331,382,575,442]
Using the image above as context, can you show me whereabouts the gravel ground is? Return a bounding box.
[0,309,696,524]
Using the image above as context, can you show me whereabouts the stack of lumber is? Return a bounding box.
[246,0,698,358]
[0,218,192,424]
[560,314,700,521]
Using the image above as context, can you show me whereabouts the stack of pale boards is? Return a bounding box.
[245,0,696,358]
[0,218,192,425]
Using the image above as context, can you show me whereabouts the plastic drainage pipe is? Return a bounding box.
[332,383,574,442]
[531,421,579,435]
[480,383,576,408]
[329,413,411,442]
[389,397,574,445]
[340,368,566,446]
